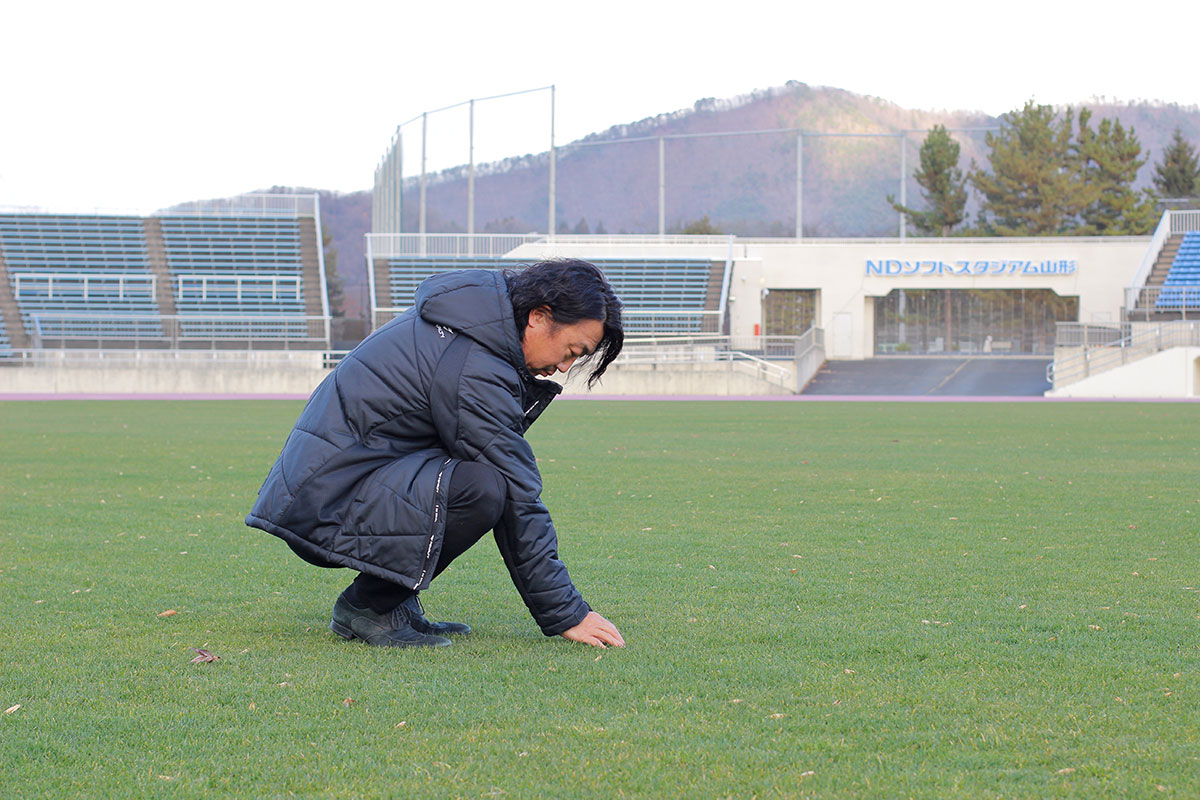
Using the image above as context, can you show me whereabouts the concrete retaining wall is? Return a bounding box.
[1046,347,1200,398]
[559,362,795,396]
[0,356,797,397]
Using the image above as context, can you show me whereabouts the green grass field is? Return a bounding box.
[1,399,1198,799]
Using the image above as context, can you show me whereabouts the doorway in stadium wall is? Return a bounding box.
[873,289,1078,356]
[762,289,817,336]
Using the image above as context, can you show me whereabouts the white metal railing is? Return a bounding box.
[620,309,722,335]
[619,340,791,384]
[366,233,544,259]
[1048,320,1200,388]
[29,313,331,350]
[1053,322,1130,348]
[1124,286,1200,320]
[14,272,155,301]
[1126,209,1200,315]
[157,193,317,218]
[617,333,824,391]
[371,307,722,335]
[175,274,302,303]
[523,234,735,248]
[1127,211,1174,310]
[793,326,826,390]
[1169,209,1200,235]
[365,233,741,260]
[0,349,350,368]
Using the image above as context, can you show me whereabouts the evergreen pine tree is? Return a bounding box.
[1152,128,1200,198]
[1074,110,1158,234]
[681,215,721,234]
[321,223,345,318]
[970,101,1087,235]
[888,125,967,236]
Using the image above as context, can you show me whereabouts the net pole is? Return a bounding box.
[658,136,665,236]
[468,100,476,237]
[548,85,556,237]
[419,112,428,248]
[795,133,803,240]
[898,133,907,240]
[403,131,408,236]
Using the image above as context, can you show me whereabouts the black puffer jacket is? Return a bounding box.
[245,270,590,636]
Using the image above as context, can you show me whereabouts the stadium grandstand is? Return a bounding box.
[0,194,330,353]
[361,209,1200,398]
[367,234,729,335]
[1153,231,1200,313]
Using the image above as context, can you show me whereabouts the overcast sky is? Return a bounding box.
[1,0,1197,214]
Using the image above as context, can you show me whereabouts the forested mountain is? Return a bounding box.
[223,82,1200,318]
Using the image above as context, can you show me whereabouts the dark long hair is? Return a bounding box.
[505,259,624,388]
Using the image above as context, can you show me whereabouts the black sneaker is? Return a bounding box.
[400,594,471,636]
[330,593,451,647]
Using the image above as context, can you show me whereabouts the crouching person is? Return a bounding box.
[245,259,626,649]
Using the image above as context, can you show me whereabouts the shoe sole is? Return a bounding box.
[330,618,451,647]
[330,619,356,640]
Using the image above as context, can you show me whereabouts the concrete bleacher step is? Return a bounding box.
[143,218,177,316]
[702,259,725,333]
[298,217,325,317]
[1146,235,1183,289]
[0,247,31,349]
[374,258,392,315]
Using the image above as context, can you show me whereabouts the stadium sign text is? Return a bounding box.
[865,259,1077,277]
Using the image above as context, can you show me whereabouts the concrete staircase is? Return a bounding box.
[373,258,392,322]
[0,248,30,349]
[704,259,726,333]
[298,217,326,318]
[143,218,177,316]
[1146,234,1182,289]
[1128,234,1186,320]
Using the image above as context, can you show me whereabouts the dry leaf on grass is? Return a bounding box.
[4,704,21,715]
[188,648,220,663]
[342,697,354,707]
[157,610,176,618]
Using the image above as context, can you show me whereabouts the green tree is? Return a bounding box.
[681,215,721,234]
[1152,128,1200,198]
[1074,110,1158,234]
[321,223,345,318]
[969,101,1087,235]
[888,125,967,236]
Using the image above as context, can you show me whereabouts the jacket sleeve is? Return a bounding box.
[434,346,590,636]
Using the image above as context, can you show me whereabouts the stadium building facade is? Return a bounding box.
[366,210,1200,397]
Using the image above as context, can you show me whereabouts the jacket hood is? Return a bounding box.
[415,270,526,372]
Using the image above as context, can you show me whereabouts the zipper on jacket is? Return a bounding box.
[413,457,453,589]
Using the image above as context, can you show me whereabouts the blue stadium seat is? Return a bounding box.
[1155,232,1200,311]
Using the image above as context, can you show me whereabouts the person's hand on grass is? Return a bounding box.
[561,611,625,648]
